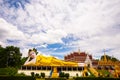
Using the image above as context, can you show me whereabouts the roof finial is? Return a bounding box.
[78,48,80,54]
[104,49,107,62]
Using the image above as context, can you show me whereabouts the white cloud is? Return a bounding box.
[21,48,28,57]
[29,29,67,44]
[0,41,6,47]
[0,18,25,41]
[0,0,120,59]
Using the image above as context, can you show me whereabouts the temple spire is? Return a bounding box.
[78,48,80,54]
[104,49,107,62]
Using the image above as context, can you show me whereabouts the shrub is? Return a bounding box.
[0,67,17,76]
[31,72,35,77]
[41,72,45,78]
[19,73,26,76]
[35,73,39,78]
[59,72,69,79]
[45,78,66,80]
[76,73,79,77]
[59,72,64,77]
[0,76,35,80]
[15,72,26,76]
[65,73,69,79]
[74,77,120,80]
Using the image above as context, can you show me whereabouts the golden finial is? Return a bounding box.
[78,48,80,54]
[104,49,107,62]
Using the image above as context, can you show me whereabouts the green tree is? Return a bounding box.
[0,46,6,68]
[5,46,22,68]
[111,57,119,62]
[101,55,111,60]
[21,57,28,65]
[0,46,22,68]
[101,55,119,62]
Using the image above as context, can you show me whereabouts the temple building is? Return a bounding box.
[19,49,85,77]
[98,52,120,70]
[18,49,120,78]
[64,50,93,67]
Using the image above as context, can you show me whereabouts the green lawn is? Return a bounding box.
[97,70,111,77]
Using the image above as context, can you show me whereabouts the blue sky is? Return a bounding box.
[0,0,120,60]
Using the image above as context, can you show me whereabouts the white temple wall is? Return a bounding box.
[18,70,83,77]
[18,70,50,77]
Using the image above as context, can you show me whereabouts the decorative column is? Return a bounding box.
[21,66,22,70]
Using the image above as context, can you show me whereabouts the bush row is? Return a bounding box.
[74,77,120,80]
[45,78,66,80]
[59,72,69,79]
[0,76,120,80]
[0,67,17,76]
[0,76,35,80]
[31,72,45,78]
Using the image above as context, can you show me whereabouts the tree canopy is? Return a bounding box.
[100,55,119,62]
[0,46,22,68]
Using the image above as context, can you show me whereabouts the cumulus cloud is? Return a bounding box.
[29,29,67,44]
[0,0,120,59]
[0,18,25,43]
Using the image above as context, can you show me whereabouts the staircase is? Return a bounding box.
[89,67,99,77]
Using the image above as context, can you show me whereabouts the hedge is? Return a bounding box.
[0,67,17,76]
[45,78,66,80]
[0,76,35,80]
[0,76,120,80]
[74,77,120,80]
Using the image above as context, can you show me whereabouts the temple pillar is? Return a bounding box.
[30,66,32,70]
[21,66,22,70]
[46,66,48,70]
[82,67,83,71]
[77,67,78,71]
[66,67,68,71]
[26,66,27,70]
[35,66,37,70]
[72,67,73,71]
